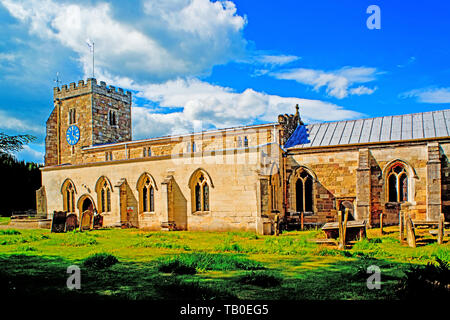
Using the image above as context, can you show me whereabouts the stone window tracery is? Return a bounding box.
[108,109,117,126]
[141,177,155,213]
[62,180,75,213]
[295,170,313,213]
[96,177,112,213]
[192,172,210,213]
[387,163,408,202]
[68,109,76,124]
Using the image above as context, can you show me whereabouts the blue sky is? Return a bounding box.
[1,0,450,163]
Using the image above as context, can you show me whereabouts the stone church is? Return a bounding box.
[38,78,450,234]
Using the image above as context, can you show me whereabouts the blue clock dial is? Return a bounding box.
[66,125,80,146]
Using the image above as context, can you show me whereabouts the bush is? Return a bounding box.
[398,258,450,299]
[157,253,264,272]
[0,229,21,235]
[133,240,190,250]
[238,271,282,287]
[157,259,197,275]
[83,253,119,269]
[215,241,245,253]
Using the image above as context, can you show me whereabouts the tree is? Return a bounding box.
[0,133,36,154]
[0,132,40,216]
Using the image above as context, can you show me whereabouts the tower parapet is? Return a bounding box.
[53,78,132,104]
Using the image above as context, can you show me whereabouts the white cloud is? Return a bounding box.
[1,0,247,81]
[350,86,377,96]
[271,66,379,99]
[128,78,363,139]
[14,144,44,164]
[0,53,16,62]
[401,87,450,104]
[255,54,300,66]
[0,110,43,134]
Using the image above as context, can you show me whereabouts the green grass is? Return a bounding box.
[0,226,448,300]
[0,217,10,225]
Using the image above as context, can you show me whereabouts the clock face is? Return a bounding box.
[66,125,80,146]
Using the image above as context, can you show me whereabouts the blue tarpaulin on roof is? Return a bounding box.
[284,124,310,148]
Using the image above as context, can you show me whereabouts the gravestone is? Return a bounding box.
[80,210,93,231]
[51,211,67,233]
[65,214,78,232]
[93,214,103,229]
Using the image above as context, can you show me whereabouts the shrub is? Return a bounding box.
[0,229,21,235]
[398,258,450,299]
[312,247,348,257]
[215,241,245,253]
[238,271,282,287]
[83,253,119,269]
[157,259,197,275]
[17,245,37,252]
[133,240,190,250]
[157,253,264,272]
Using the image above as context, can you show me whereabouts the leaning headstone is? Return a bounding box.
[406,216,416,248]
[65,214,78,232]
[51,211,67,233]
[399,211,404,241]
[93,214,103,229]
[337,211,343,248]
[437,213,444,245]
[80,210,93,231]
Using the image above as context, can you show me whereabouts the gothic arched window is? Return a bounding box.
[108,109,117,126]
[141,177,155,212]
[295,170,313,213]
[387,163,408,202]
[62,180,75,213]
[191,172,211,213]
[68,109,76,125]
[96,177,112,213]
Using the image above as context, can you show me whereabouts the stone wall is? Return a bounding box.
[45,108,58,166]
[79,125,277,165]
[287,141,449,225]
[41,148,271,233]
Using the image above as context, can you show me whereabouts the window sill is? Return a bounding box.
[192,211,210,216]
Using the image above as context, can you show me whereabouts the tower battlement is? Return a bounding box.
[53,78,132,103]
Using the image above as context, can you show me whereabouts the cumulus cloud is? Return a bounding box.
[401,87,450,104]
[0,110,43,134]
[1,0,364,151]
[271,66,379,99]
[0,0,247,81]
[128,78,363,139]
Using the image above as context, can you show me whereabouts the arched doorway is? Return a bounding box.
[82,197,94,212]
[77,195,96,230]
[77,195,96,216]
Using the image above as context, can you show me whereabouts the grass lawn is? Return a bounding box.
[0,217,10,225]
[0,226,448,300]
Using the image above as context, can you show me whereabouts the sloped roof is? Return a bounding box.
[290,109,450,149]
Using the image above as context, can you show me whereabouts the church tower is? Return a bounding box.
[45,78,132,166]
